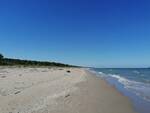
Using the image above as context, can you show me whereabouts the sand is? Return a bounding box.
[0,67,136,113]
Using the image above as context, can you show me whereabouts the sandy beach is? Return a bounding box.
[0,67,136,113]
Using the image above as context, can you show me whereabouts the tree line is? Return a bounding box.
[0,53,74,67]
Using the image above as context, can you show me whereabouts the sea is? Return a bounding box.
[90,68,150,113]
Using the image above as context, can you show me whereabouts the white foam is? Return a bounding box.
[104,73,150,102]
[89,68,150,102]
[133,70,140,74]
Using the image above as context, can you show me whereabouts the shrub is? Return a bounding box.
[0,53,4,60]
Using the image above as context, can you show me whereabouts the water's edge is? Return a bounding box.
[87,68,150,113]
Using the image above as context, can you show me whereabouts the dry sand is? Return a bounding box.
[0,67,136,113]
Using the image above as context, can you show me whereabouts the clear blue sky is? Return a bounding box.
[0,0,150,67]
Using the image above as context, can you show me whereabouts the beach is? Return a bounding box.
[0,67,136,113]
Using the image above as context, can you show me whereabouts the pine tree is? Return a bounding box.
[0,53,4,60]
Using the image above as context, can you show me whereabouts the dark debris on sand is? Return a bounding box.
[67,70,71,73]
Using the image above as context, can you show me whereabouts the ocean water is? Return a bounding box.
[91,68,150,113]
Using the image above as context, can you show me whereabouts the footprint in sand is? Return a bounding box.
[19,74,22,76]
[14,91,21,95]
[1,75,7,78]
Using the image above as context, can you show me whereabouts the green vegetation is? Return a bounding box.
[0,53,4,64]
[0,53,4,60]
[0,53,74,67]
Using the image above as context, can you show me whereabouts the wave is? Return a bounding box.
[133,70,140,74]
[99,72,150,102]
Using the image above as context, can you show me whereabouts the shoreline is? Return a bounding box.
[83,69,136,113]
[0,67,136,113]
[90,68,150,113]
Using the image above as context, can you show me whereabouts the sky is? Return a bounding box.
[0,0,150,68]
